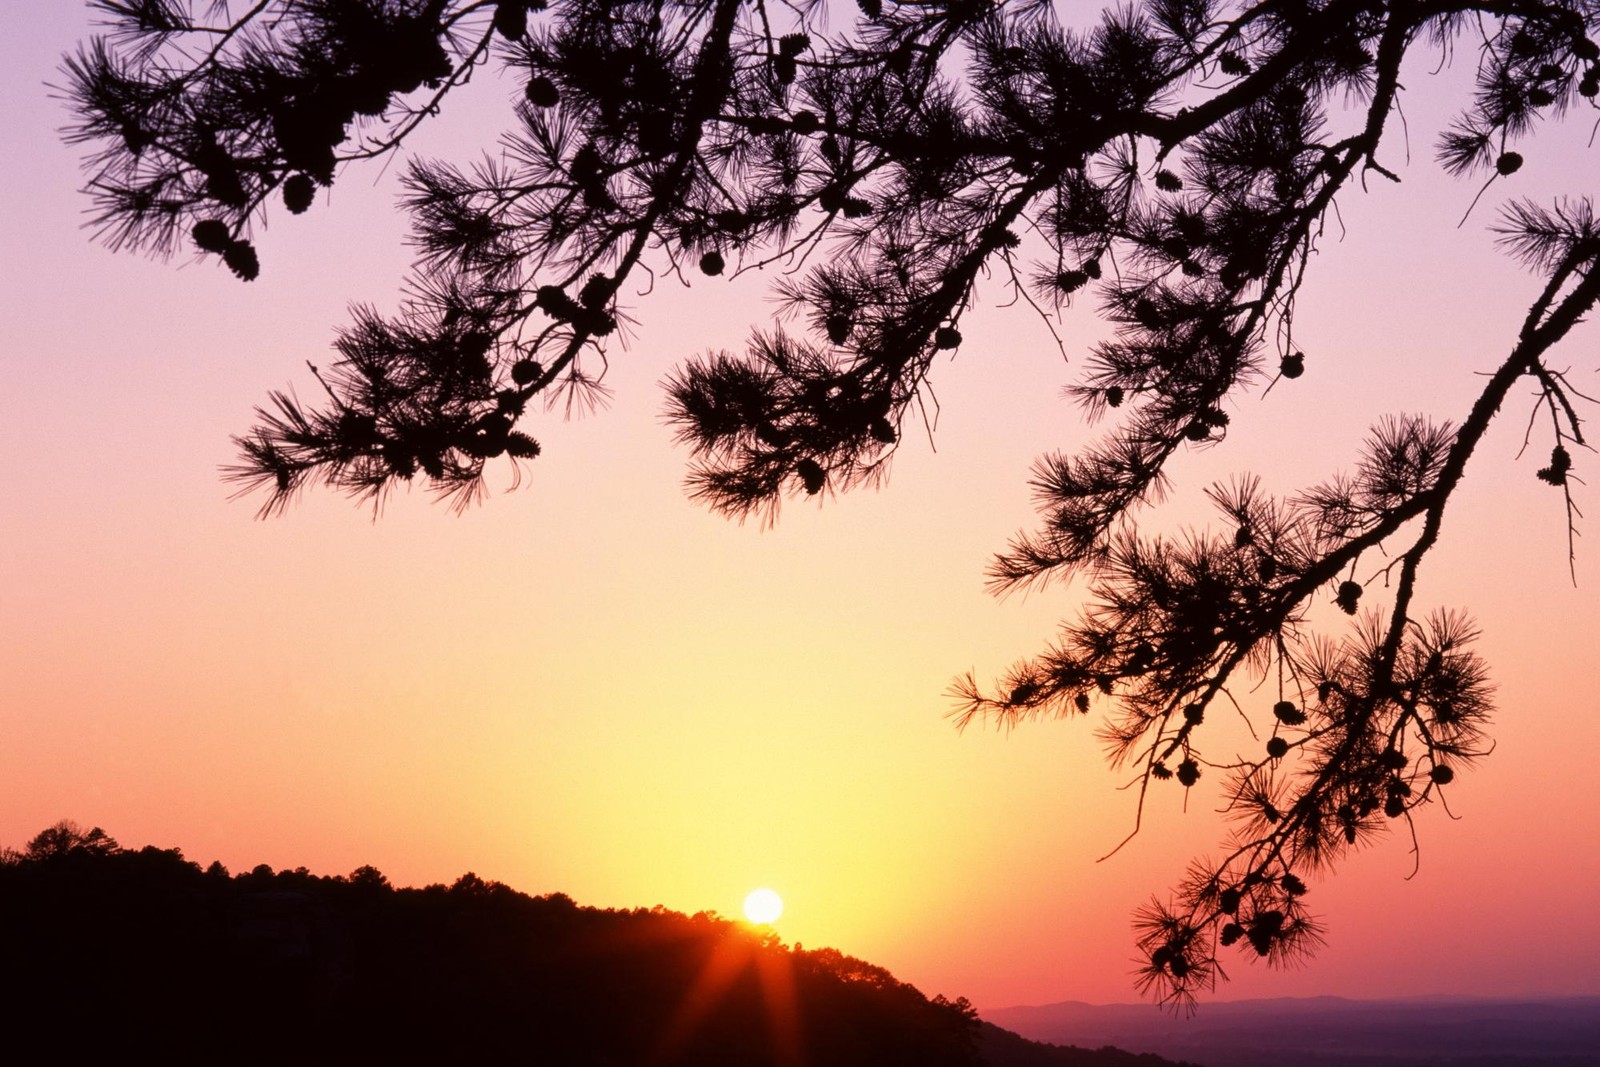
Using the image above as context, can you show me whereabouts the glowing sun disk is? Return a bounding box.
[744,888,784,924]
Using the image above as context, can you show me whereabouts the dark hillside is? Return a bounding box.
[0,823,1184,1067]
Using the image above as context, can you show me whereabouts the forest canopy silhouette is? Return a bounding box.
[62,0,1598,1004]
[1,821,1194,1066]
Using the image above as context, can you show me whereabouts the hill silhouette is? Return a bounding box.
[0,822,1188,1066]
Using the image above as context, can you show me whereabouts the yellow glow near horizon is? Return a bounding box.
[744,888,784,924]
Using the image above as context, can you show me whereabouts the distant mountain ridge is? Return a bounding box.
[0,821,1186,1067]
[984,994,1600,1067]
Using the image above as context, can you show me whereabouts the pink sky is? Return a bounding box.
[3,4,1597,1011]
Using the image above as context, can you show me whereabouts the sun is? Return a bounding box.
[743,887,784,924]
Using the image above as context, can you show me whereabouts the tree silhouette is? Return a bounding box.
[23,820,119,860]
[63,0,1597,1005]
[0,826,1005,1064]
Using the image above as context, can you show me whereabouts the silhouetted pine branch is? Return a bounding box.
[64,0,1600,1007]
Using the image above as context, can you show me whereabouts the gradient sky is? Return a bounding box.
[3,3,1598,1012]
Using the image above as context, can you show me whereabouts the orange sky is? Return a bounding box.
[3,4,1598,1012]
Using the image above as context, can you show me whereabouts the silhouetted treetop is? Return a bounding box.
[22,819,120,860]
[65,0,1598,1007]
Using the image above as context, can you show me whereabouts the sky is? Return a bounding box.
[3,2,1598,1013]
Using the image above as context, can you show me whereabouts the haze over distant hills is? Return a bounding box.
[984,995,1600,1067]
